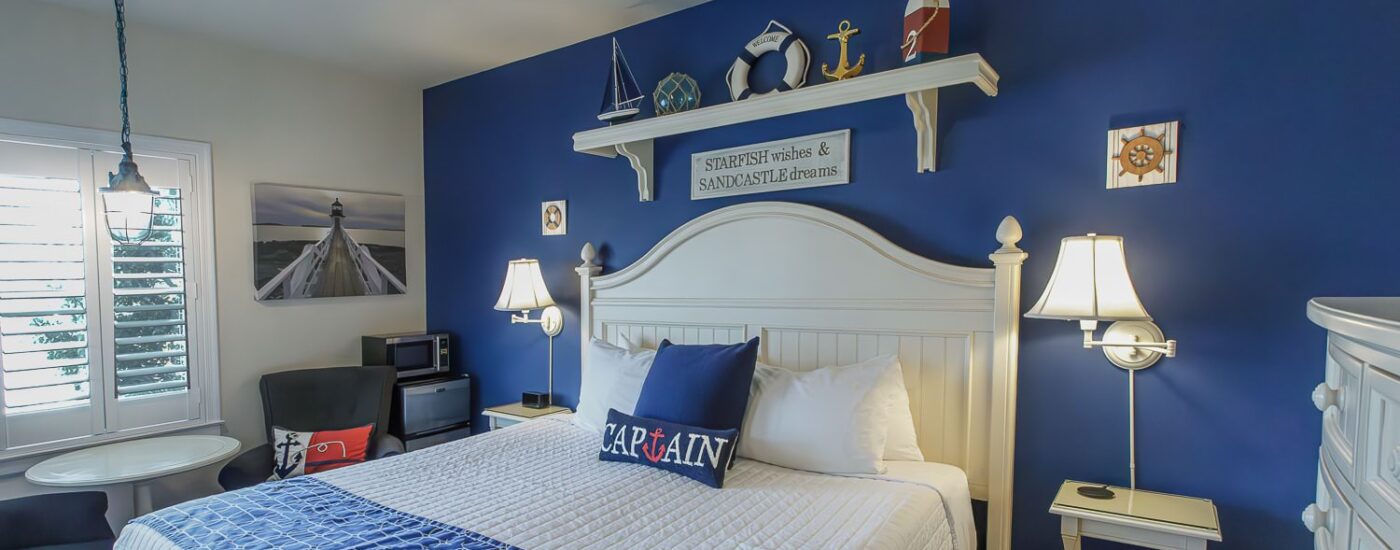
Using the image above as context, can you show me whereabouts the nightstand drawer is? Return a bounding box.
[489,416,526,431]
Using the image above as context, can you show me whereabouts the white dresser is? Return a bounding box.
[1306,298,1400,549]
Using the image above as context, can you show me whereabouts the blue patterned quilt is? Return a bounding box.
[130,476,518,549]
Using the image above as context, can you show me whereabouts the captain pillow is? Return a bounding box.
[574,336,656,433]
[599,409,738,488]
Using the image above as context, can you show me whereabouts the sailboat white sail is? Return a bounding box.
[599,38,644,122]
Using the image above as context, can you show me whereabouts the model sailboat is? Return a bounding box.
[598,38,644,122]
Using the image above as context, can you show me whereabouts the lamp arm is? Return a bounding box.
[1081,330,1178,358]
[511,311,543,325]
[510,306,564,337]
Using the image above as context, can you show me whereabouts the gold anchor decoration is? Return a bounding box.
[822,20,866,81]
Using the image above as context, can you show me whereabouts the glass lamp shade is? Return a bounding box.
[102,158,158,244]
[1025,234,1152,322]
[495,259,556,312]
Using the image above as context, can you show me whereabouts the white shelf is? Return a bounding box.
[572,53,1000,201]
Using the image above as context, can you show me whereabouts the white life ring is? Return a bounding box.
[726,20,810,102]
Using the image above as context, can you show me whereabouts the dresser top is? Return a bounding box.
[1309,298,1400,352]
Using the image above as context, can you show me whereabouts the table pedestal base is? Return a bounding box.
[134,482,155,516]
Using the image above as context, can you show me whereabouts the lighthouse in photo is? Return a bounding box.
[903,0,950,64]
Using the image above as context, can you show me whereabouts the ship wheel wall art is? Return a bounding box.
[1106,121,1179,189]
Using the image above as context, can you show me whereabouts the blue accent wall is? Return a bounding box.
[425,0,1399,547]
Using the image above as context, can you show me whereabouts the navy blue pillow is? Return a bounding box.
[632,338,760,433]
[599,409,738,488]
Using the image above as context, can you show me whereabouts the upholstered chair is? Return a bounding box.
[218,366,404,491]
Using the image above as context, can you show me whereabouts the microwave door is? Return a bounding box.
[390,339,435,376]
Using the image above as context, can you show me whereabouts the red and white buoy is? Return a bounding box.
[903,0,950,64]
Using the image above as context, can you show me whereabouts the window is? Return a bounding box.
[0,119,217,458]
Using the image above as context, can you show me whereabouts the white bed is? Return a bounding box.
[116,202,1026,549]
[120,416,974,549]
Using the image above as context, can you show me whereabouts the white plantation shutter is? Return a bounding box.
[0,174,93,413]
[0,141,102,449]
[0,124,216,456]
[110,200,194,394]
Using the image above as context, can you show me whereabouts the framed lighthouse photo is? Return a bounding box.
[252,183,408,301]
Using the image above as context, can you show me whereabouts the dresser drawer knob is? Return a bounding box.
[1302,503,1328,532]
[1312,383,1339,412]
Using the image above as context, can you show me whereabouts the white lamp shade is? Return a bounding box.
[102,189,156,244]
[495,259,556,312]
[1025,234,1151,322]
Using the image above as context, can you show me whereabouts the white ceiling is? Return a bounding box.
[42,0,709,88]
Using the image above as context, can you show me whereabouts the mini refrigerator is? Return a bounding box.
[391,375,471,451]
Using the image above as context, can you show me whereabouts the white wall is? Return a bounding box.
[0,0,426,523]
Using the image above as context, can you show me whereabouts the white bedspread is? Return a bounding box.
[118,415,970,549]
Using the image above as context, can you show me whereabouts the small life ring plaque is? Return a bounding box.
[726,20,810,102]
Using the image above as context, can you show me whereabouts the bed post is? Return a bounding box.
[576,243,602,373]
[987,216,1026,550]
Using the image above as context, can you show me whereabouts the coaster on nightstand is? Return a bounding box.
[1077,485,1116,499]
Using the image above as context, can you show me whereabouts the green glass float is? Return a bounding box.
[653,73,701,116]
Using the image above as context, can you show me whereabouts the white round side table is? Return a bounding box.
[26,435,241,515]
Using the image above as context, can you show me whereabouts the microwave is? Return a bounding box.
[362,332,450,379]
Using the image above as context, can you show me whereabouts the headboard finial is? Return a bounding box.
[995,216,1024,252]
[580,242,599,268]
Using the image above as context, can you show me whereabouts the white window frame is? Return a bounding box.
[0,117,220,462]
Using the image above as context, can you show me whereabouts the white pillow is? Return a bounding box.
[573,337,656,433]
[738,356,903,474]
[882,360,925,461]
[745,357,924,462]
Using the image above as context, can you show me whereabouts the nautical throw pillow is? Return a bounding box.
[599,409,738,488]
[632,338,760,434]
[269,424,374,481]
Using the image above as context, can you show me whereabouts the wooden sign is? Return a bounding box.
[691,130,851,200]
[1107,121,1178,189]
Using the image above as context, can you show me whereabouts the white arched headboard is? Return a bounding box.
[575,202,1027,549]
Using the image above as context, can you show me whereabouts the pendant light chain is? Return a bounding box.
[115,0,132,159]
[104,0,157,246]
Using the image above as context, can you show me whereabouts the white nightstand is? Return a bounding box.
[1050,481,1222,550]
[483,402,570,431]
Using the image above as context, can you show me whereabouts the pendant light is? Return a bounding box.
[102,0,157,245]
